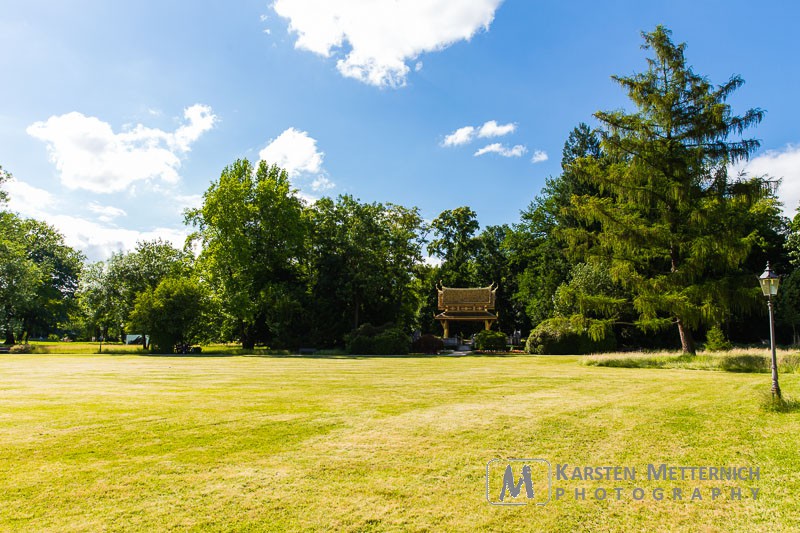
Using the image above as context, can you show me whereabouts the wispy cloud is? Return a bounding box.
[442,120,515,147]
[474,143,527,158]
[88,202,127,223]
[4,177,186,261]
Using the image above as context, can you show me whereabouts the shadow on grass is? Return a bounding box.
[136,352,524,360]
[760,392,800,413]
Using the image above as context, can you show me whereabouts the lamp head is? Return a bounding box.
[759,262,780,297]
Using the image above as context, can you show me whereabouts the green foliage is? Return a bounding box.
[411,334,444,355]
[777,266,800,346]
[75,239,189,344]
[705,325,732,351]
[0,165,10,205]
[345,323,410,355]
[786,208,800,268]
[128,277,206,353]
[526,317,616,355]
[507,124,604,329]
[553,262,628,320]
[0,212,83,344]
[562,26,774,354]
[427,207,480,281]
[474,330,506,351]
[308,195,424,346]
[187,159,307,349]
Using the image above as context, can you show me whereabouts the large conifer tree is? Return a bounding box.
[564,26,775,354]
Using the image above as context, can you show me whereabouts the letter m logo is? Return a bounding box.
[486,459,552,506]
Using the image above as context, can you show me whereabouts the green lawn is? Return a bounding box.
[0,354,797,531]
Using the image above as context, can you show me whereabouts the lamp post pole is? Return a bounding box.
[759,262,781,399]
[767,294,780,398]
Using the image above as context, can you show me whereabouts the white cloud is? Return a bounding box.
[478,120,515,138]
[5,177,57,219]
[531,150,549,163]
[734,144,800,218]
[173,194,204,213]
[442,120,515,147]
[474,143,527,158]
[272,0,503,88]
[423,254,443,267]
[88,202,127,223]
[171,104,216,152]
[27,104,216,193]
[442,126,476,147]
[45,214,190,262]
[259,127,324,177]
[3,177,187,261]
[311,176,335,191]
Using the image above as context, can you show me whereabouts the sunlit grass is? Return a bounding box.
[25,342,291,356]
[0,354,798,531]
[583,348,800,373]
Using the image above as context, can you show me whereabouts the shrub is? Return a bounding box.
[705,326,732,351]
[346,323,410,355]
[526,318,616,355]
[9,344,33,354]
[411,334,444,355]
[474,330,507,351]
[47,334,60,342]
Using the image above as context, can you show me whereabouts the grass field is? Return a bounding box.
[1,354,798,531]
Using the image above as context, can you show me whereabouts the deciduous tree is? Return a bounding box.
[186,159,307,349]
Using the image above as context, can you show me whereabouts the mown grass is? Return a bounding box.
[583,348,800,373]
[0,354,798,531]
[24,342,292,356]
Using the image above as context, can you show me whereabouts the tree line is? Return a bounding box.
[3,26,800,354]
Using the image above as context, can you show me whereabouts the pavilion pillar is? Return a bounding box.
[443,320,450,338]
[485,320,491,331]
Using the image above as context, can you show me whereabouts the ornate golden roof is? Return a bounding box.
[436,282,497,311]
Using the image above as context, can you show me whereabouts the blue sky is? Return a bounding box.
[2,1,799,260]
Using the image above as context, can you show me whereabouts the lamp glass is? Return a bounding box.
[759,263,780,297]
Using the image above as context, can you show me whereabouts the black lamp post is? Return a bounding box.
[758,262,781,399]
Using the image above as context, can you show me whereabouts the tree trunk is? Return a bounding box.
[241,323,255,350]
[353,295,360,330]
[676,318,696,355]
[4,327,14,345]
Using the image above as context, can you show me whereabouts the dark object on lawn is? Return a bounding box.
[346,323,410,355]
[411,334,444,355]
[174,344,201,354]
